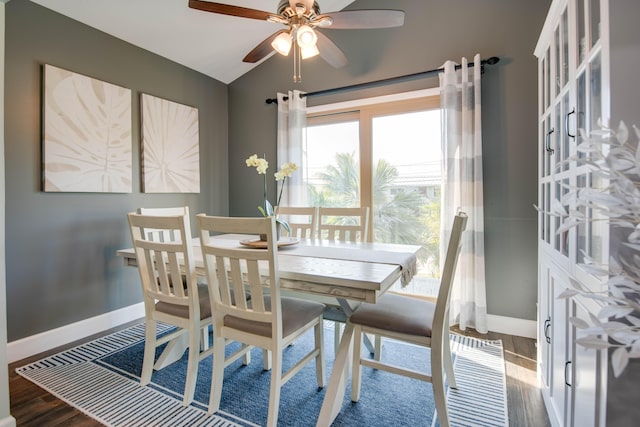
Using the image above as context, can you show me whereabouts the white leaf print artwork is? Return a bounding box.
[141,94,200,193]
[43,64,132,192]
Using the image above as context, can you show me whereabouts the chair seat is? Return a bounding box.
[224,296,325,338]
[156,283,212,320]
[349,293,436,338]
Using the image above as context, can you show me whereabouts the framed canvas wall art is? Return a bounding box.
[43,64,132,192]
[140,93,200,193]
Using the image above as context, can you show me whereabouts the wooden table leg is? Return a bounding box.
[316,321,354,426]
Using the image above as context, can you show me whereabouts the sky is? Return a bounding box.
[304,109,442,181]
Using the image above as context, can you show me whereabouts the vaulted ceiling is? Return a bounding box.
[30,0,354,84]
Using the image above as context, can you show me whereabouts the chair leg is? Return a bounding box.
[374,335,383,361]
[262,350,271,370]
[432,341,450,427]
[182,325,200,406]
[334,321,342,356]
[350,325,363,402]
[443,333,457,389]
[200,324,210,351]
[266,349,283,427]
[141,319,157,386]
[314,318,326,388]
[208,335,226,414]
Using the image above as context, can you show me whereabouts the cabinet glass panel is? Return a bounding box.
[554,103,561,171]
[577,71,587,159]
[541,183,546,240]
[545,117,553,176]
[562,178,570,257]
[590,53,602,131]
[590,0,601,47]
[577,0,586,64]
[590,172,605,264]
[576,174,587,264]
[561,10,569,87]
[563,93,571,170]
[555,181,562,252]
[545,48,551,111]
[540,62,545,116]
[555,27,561,96]
[546,182,552,244]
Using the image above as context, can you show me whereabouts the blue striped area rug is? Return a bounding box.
[16,322,507,427]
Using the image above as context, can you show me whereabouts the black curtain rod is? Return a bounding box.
[265,56,499,104]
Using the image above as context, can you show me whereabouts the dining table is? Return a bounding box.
[117,233,420,427]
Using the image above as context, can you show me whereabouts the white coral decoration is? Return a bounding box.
[558,121,640,377]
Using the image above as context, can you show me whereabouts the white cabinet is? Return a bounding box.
[535,0,609,426]
[538,1,640,425]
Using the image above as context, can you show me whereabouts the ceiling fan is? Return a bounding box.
[188,0,405,82]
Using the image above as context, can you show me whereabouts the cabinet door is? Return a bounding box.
[539,258,553,390]
[570,299,605,427]
[549,265,571,426]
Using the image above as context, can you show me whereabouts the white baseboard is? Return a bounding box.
[7,303,144,364]
[0,415,16,427]
[487,314,537,338]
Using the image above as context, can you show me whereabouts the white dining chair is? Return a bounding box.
[197,214,326,426]
[138,206,189,242]
[317,206,369,242]
[137,206,214,350]
[347,212,468,427]
[127,209,212,406]
[275,206,318,239]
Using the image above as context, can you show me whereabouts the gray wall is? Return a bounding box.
[228,0,550,321]
[5,0,229,341]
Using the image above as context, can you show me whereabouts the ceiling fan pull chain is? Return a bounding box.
[293,42,302,83]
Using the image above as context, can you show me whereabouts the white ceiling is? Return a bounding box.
[30,0,354,84]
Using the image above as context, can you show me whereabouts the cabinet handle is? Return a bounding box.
[544,318,551,343]
[565,361,572,387]
[566,108,576,138]
[546,128,555,154]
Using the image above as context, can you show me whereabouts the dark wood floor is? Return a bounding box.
[9,322,549,426]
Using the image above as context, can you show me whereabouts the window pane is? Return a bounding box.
[372,110,442,296]
[304,119,360,207]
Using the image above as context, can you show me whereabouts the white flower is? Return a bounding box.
[246,154,269,174]
[275,162,298,181]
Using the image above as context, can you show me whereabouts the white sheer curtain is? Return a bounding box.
[439,54,488,333]
[276,90,307,206]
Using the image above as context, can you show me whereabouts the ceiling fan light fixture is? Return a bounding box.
[271,32,292,56]
[314,16,333,27]
[300,44,319,59]
[296,25,317,49]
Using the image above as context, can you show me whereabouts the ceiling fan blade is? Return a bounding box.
[316,31,347,68]
[188,0,274,21]
[319,10,405,29]
[243,30,286,63]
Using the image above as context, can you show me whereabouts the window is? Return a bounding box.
[304,93,442,296]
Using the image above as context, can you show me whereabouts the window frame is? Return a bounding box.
[306,92,440,240]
